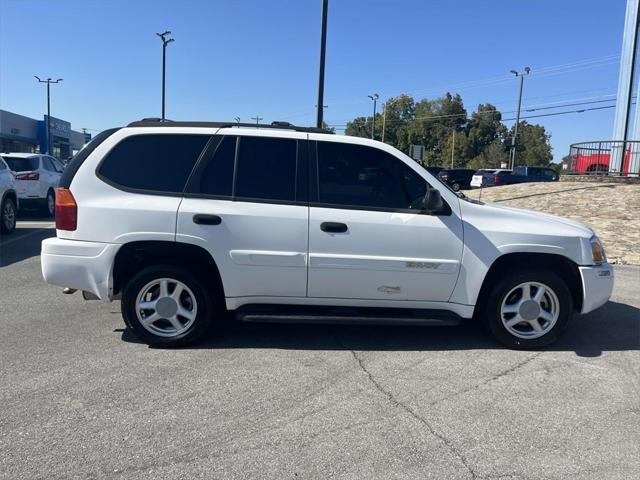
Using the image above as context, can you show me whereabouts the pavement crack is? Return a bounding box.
[428,352,542,407]
[349,350,479,480]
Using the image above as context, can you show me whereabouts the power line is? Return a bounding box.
[328,97,619,126]
[328,103,618,128]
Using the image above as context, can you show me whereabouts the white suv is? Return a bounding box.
[41,120,613,349]
[2,153,64,216]
[0,156,18,234]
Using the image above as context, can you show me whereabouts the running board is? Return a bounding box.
[235,304,462,326]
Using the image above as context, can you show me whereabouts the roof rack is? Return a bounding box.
[126,118,332,134]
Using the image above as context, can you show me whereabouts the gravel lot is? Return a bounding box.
[0,222,638,480]
[466,181,640,265]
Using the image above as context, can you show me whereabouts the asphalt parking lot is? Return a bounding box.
[0,221,638,480]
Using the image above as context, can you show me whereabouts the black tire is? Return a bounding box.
[121,265,219,347]
[0,196,17,234]
[42,189,55,217]
[451,182,461,192]
[483,269,572,349]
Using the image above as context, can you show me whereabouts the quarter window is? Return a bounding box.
[316,142,427,210]
[98,134,209,193]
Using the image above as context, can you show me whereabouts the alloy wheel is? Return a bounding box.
[2,200,16,231]
[500,281,560,339]
[135,278,198,337]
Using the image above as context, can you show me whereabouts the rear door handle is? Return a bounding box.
[193,214,222,225]
[320,222,348,233]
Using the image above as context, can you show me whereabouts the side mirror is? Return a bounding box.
[422,187,444,213]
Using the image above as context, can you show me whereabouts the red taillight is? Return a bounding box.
[55,188,77,231]
[494,175,500,185]
[15,172,39,181]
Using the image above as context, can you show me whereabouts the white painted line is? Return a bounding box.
[18,222,55,228]
[0,228,52,247]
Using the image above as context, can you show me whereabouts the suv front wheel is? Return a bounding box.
[1,196,16,234]
[121,265,216,347]
[483,269,572,349]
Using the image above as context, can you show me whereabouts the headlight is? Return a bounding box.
[590,236,606,265]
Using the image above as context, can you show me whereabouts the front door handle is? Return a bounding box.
[193,214,222,225]
[320,222,348,233]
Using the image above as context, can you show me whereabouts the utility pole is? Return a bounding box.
[316,0,329,128]
[509,67,531,169]
[368,93,379,140]
[34,76,63,156]
[382,101,387,143]
[156,31,175,121]
[251,115,263,125]
[451,129,456,168]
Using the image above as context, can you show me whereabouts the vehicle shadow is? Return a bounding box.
[0,228,54,267]
[120,300,639,357]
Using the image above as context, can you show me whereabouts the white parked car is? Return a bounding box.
[1,153,64,217]
[41,120,613,349]
[470,169,512,188]
[0,156,18,234]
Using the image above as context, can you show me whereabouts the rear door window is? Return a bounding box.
[198,135,236,197]
[98,134,210,193]
[234,136,298,202]
[43,157,56,172]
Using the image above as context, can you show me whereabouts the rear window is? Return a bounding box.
[98,134,210,193]
[3,156,39,172]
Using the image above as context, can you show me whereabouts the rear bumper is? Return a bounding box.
[41,237,120,302]
[578,263,614,314]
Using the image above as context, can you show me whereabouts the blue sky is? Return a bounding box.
[0,0,628,160]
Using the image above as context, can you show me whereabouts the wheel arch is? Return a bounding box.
[1,189,17,207]
[112,240,225,299]
[473,252,583,319]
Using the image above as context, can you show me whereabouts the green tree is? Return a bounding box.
[441,130,470,168]
[466,103,507,159]
[345,113,384,140]
[468,140,509,169]
[380,94,415,149]
[510,121,553,166]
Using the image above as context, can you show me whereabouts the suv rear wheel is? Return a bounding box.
[121,265,217,347]
[483,269,572,349]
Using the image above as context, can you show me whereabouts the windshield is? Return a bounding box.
[3,156,39,172]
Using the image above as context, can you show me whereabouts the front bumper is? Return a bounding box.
[578,263,614,314]
[41,237,121,302]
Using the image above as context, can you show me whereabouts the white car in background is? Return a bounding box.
[1,153,64,217]
[0,156,18,233]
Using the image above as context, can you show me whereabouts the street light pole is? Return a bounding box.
[368,93,379,140]
[316,0,329,128]
[509,67,531,169]
[34,76,63,155]
[156,31,175,121]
